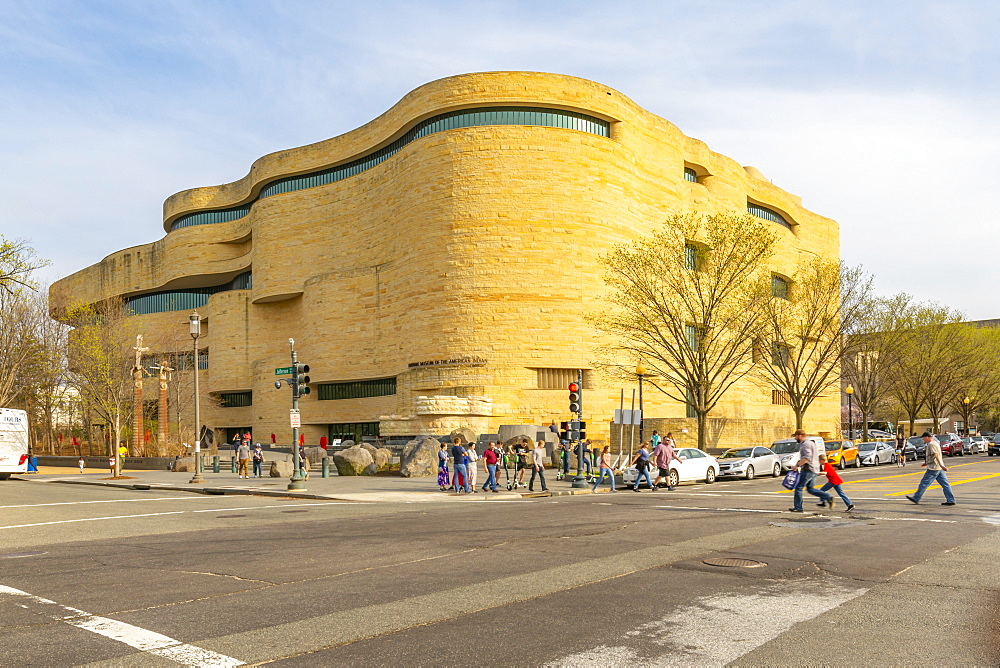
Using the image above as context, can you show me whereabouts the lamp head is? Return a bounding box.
[635,363,647,376]
[189,312,201,338]
[845,385,854,395]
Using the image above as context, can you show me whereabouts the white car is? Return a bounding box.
[858,441,894,466]
[771,436,826,471]
[622,447,719,487]
[965,436,988,454]
[717,446,782,479]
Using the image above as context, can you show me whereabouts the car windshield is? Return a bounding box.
[720,448,753,459]
[824,441,843,451]
[908,437,923,445]
[771,441,800,454]
[858,443,876,452]
[962,437,972,443]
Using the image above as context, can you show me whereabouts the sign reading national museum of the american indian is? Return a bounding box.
[408,357,488,368]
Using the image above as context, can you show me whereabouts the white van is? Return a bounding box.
[0,408,29,479]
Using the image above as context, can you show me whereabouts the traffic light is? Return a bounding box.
[559,421,570,441]
[293,362,311,398]
[568,382,582,413]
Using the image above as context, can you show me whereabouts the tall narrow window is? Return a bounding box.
[771,389,791,406]
[684,243,699,271]
[771,275,790,299]
[771,343,790,368]
[684,167,698,183]
[685,387,697,418]
[686,325,700,352]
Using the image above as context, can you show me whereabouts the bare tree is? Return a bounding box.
[65,299,138,475]
[0,289,38,407]
[757,262,871,430]
[841,293,913,440]
[0,236,47,295]
[592,213,775,451]
[921,321,978,433]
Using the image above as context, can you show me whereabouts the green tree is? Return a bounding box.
[593,213,775,451]
[0,236,47,294]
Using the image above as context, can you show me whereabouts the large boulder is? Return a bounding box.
[269,459,294,477]
[449,427,477,445]
[340,439,356,448]
[375,447,393,469]
[400,437,441,478]
[333,446,376,476]
[172,456,195,472]
[504,435,534,449]
[303,447,326,464]
[358,443,378,460]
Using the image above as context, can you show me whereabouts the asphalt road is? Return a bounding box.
[2,455,999,666]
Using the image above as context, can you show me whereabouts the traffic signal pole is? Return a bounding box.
[286,339,309,491]
[571,369,588,488]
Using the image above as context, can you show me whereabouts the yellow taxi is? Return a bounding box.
[823,440,860,469]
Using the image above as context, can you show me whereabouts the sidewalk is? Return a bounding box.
[19,466,611,503]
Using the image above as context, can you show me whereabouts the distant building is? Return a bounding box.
[51,72,840,447]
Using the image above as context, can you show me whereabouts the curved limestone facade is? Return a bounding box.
[51,72,840,447]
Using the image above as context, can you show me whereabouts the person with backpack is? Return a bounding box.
[451,438,470,493]
[789,429,833,512]
[251,444,265,478]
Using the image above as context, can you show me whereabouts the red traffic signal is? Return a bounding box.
[568,382,579,392]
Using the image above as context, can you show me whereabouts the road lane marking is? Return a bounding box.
[887,471,1000,496]
[0,585,243,666]
[548,580,868,667]
[0,512,186,530]
[192,502,364,513]
[656,505,784,513]
[0,497,199,509]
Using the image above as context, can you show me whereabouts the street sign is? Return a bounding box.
[289,409,300,428]
[275,366,294,376]
[614,409,641,425]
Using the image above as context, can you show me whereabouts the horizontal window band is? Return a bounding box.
[169,107,610,231]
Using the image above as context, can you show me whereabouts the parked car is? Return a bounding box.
[908,436,927,459]
[717,446,782,479]
[963,436,988,454]
[771,436,826,471]
[622,447,719,488]
[857,441,894,466]
[936,433,964,457]
[989,441,1000,457]
[822,440,860,469]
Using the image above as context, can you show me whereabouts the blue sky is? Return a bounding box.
[2,1,999,316]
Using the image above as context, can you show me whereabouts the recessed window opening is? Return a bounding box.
[771,275,790,299]
[747,202,792,230]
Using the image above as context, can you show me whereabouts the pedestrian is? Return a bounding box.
[437,443,450,491]
[907,432,957,506]
[237,440,251,478]
[894,431,907,467]
[529,439,549,492]
[788,429,832,512]
[243,431,251,449]
[467,442,479,492]
[514,439,530,488]
[650,430,661,449]
[118,442,128,472]
[298,444,309,480]
[549,421,559,435]
[108,455,115,476]
[451,438,470,493]
[558,440,571,479]
[818,454,854,511]
[251,443,265,478]
[652,433,681,490]
[482,442,500,492]
[78,457,85,473]
[592,445,617,492]
[573,440,591,477]
[631,441,654,491]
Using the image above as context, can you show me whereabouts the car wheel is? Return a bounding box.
[838,457,845,470]
[772,462,781,477]
[705,467,716,484]
[668,470,680,488]
[854,456,861,468]
[745,465,755,480]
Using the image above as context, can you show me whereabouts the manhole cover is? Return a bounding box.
[787,517,831,523]
[215,515,247,518]
[281,510,308,513]
[703,557,766,568]
[0,551,46,559]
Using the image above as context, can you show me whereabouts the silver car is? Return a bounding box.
[771,436,825,471]
[717,446,782,480]
[857,441,894,466]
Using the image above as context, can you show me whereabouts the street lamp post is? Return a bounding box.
[963,396,971,436]
[845,385,854,440]
[189,312,205,484]
[636,363,648,444]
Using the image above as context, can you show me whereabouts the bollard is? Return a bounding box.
[322,456,330,478]
[212,455,220,473]
[230,456,237,473]
[198,455,205,473]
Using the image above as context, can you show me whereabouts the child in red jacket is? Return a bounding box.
[818,455,854,511]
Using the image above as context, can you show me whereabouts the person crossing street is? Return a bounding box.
[907,432,956,506]
[788,429,832,512]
